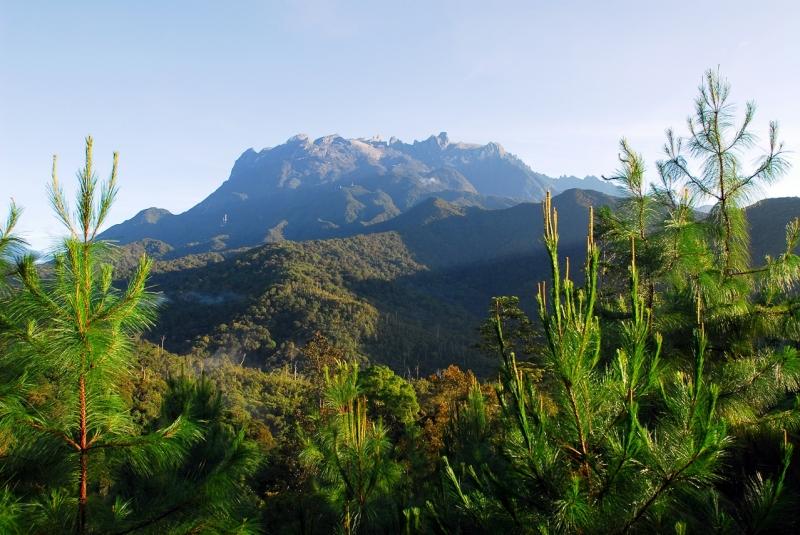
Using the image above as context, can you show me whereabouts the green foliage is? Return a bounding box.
[2,70,800,533]
[434,207,706,531]
[112,373,263,534]
[0,139,264,534]
[147,230,492,374]
[0,138,202,533]
[426,71,799,534]
[664,70,788,272]
[0,487,26,535]
[479,296,539,362]
[358,364,420,431]
[301,362,404,534]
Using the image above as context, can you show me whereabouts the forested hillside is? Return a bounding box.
[131,189,608,374]
[134,189,799,377]
[2,70,800,534]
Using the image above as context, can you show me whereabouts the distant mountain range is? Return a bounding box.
[99,132,621,253]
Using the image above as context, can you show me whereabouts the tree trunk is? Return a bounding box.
[78,374,88,534]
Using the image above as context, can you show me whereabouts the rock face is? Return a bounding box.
[100,132,622,253]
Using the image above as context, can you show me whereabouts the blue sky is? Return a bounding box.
[1,1,799,250]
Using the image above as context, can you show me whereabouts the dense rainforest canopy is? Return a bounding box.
[1,70,799,534]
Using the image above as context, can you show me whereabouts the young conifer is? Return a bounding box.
[300,361,402,534]
[0,138,198,533]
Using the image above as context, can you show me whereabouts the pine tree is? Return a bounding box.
[433,187,797,533]
[600,140,659,318]
[300,361,402,534]
[598,71,800,438]
[661,69,789,277]
[111,373,263,534]
[426,70,800,534]
[0,138,198,533]
[0,200,26,421]
[0,203,28,534]
[598,70,796,354]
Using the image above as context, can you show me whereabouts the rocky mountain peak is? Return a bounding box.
[286,133,310,145]
[99,132,624,253]
[414,131,450,150]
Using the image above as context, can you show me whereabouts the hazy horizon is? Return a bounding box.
[2,1,799,250]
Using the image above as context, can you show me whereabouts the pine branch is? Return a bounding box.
[26,421,81,451]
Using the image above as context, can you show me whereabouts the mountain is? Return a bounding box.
[745,197,800,260]
[136,192,798,375]
[100,133,621,254]
[141,189,614,374]
[369,188,612,269]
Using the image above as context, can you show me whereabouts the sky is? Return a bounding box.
[1,0,799,250]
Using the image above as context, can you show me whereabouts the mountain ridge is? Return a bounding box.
[140,189,617,372]
[134,191,799,374]
[100,133,623,253]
